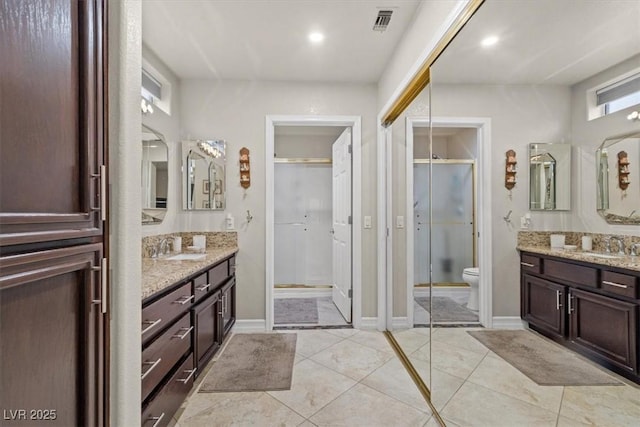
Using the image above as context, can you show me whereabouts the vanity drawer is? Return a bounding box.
[142,353,195,427]
[193,271,210,303]
[602,271,638,299]
[520,254,541,274]
[142,313,192,402]
[209,259,229,289]
[545,259,598,288]
[142,282,193,343]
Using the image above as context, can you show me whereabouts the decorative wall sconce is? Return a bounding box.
[239,147,251,189]
[505,149,517,190]
[618,150,630,190]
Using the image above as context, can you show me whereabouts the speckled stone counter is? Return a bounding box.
[517,231,640,272]
[141,246,238,300]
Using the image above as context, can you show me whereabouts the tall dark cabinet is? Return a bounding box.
[0,1,108,426]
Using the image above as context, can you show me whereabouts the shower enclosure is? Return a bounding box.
[414,160,475,287]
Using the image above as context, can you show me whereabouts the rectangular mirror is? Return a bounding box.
[142,125,169,224]
[597,131,640,224]
[182,139,226,210]
[529,143,571,211]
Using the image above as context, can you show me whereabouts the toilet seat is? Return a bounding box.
[463,267,479,276]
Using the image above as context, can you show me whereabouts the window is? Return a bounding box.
[588,70,640,120]
[141,60,172,115]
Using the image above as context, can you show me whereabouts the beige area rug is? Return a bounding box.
[468,330,621,386]
[199,333,297,392]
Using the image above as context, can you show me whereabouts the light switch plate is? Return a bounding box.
[364,216,372,229]
[396,215,404,229]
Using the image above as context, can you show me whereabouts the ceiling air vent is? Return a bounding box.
[373,10,393,32]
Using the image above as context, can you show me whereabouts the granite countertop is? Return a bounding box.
[517,245,640,272]
[142,246,238,300]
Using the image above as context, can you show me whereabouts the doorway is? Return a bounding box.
[406,117,493,327]
[265,116,363,330]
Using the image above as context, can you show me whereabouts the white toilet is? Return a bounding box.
[462,267,480,311]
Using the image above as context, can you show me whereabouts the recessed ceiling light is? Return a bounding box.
[481,35,499,47]
[308,32,324,44]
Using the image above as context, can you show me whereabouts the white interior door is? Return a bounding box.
[332,128,352,322]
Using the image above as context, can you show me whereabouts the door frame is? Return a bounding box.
[405,116,493,327]
[265,115,362,330]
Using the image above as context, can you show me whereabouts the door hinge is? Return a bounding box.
[348,289,353,298]
[348,215,352,225]
[348,144,352,154]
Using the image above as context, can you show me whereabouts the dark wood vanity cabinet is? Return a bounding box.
[520,251,639,383]
[142,253,236,425]
[522,274,566,339]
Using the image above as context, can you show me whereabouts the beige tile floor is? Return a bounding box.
[174,327,640,427]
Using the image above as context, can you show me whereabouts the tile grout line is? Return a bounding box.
[555,387,565,427]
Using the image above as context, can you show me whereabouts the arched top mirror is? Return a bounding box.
[182,139,226,210]
[529,143,571,211]
[142,124,169,225]
[597,131,640,225]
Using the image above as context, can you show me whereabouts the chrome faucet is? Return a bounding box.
[630,242,640,256]
[157,237,173,256]
[605,236,625,255]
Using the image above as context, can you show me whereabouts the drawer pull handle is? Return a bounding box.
[173,295,195,305]
[147,412,165,427]
[141,358,162,380]
[520,262,535,267]
[196,283,211,292]
[172,326,194,340]
[142,318,162,335]
[176,368,197,384]
[556,290,562,310]
[603,280,629,289]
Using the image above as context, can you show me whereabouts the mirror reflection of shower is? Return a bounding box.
[529,152,556,210]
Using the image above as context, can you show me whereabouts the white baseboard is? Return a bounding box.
[491,316,526,330]
[414,287,470,299]
[274,288,332,299]
[392,317,410,329]
[359,317,379,330]
[232,319,267,333]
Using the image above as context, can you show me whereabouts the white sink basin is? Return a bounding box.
[582,252,622,260]
[165,253,206,261]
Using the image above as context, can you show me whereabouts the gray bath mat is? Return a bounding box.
[415,296,479,322]
[275,298,319,324]
[199,333,297,392]
[468,330,621,386]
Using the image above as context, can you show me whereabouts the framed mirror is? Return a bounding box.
[182,139,226,210]
[529,143,571,211]
[142,125,169,225]
[597,131,640,225]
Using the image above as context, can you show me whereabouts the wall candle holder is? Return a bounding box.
[505,149,517,190]
[618,150,630,190]
[239,147,251,189]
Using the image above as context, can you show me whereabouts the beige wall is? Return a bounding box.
[178,80,379,320]
[392,84,573,317]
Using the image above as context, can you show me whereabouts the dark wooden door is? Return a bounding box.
[0,244,105,426]
[0,0,105,247]
[522,274,566,339]
[192,291,221,376]
[221,278,236,338]
[0,1,107,425]
[569,288,637,372]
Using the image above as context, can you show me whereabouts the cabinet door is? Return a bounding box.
[0,244,105,427]
[192,291,221,375]
[569,288,637,372]
[221,279,236,338]
[522,274,566,339]
[0,0,105,247]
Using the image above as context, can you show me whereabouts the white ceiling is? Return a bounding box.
[142,0,420,83]
[433,0,640,85]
